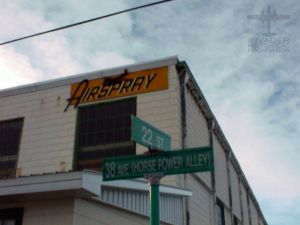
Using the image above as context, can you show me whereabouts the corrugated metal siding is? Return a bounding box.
[101,187,184,225]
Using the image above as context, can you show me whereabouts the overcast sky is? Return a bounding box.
[0,1,299,224]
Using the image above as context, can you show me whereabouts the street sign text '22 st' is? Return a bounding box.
[103,147,214,181]
[131,116,171,151]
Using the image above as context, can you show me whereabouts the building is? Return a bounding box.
[0,56,267,225]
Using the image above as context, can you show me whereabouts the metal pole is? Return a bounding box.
[149,175,160,225]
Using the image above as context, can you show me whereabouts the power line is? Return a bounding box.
[0,0,174,46]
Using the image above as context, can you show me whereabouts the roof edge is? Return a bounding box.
[0,170,102,197]
[0,56,179,98]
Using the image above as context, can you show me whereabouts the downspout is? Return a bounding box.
[176,62,189,225]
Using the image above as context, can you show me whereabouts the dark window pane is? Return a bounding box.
[0,118,23,179]
[216,199,225,225]
[234,216,238,225]
[76,98,136,171]
[0,208,23,225]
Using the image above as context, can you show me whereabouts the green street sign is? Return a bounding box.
[103,146,214,181]
[131,115,171,151]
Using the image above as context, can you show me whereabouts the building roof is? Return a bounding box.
[0,56,179,98]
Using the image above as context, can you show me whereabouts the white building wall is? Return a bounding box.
[187,175,213,225]
[0,198,74,225]
[73,198,170,225]
[0,86,76,176]
[230,162,241,220]
[137,65,181,150]
[240,183,250,225]
[101,186,184,225]
[224,208,232,225]
[0,65,181,178]
[259,218,264,225]
[250,198,259,225]
[23,199,74,225]
[137,65,182,185]
[184,85,211,188]
[213,134,230,206]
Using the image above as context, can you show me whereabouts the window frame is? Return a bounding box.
[216,198,226,225]
[233,215,239,225]
[0,208,23,225]
[73,97,137,171]
[0,118,24,179]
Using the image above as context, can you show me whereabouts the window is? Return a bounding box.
[233,215,239,225]
[0,208,23,225]
[216,199,225,225]
[75,98,136,171]
[0,118,23,179]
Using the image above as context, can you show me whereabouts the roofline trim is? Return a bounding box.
[0,170,192,197]
[0,170,102,197]
[0,56,179,98]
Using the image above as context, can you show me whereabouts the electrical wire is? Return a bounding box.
[0,0,174,46]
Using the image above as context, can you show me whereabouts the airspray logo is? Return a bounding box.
[247,5,290,52]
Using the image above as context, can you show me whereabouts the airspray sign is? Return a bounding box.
[64,67,168,111]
